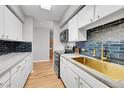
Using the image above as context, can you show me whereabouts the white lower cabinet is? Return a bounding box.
[60,57,79,88]
[10,55,32,88]
[10,63,28,88]
[10,66,23,88]
[60,56,109,88]
[66,67,79,88]
[0,54,33,88]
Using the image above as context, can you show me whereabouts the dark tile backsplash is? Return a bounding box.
[0,40,32,56]
[76,19,124,65]
[13,42,32,52]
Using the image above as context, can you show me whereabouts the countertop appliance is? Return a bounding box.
[60,29,68,42]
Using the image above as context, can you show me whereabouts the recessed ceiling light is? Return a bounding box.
[40,5,51,11]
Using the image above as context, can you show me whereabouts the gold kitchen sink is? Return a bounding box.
[72,57,124,81]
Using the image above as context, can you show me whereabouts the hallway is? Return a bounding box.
[24,62,64,88]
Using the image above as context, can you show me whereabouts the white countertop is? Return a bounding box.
[60,53,124,88]
[0,52,31,76]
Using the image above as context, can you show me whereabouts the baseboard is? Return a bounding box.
[33,59,50,63]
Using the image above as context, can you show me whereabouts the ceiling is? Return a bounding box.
[21,5,69,27]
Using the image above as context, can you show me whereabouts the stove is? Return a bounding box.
[54,50,74,78]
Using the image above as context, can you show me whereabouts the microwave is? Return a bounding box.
[60,29,68,42]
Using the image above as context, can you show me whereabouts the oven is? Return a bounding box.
[54,52,61,78]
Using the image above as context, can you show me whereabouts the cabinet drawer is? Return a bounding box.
[0,72,9,87]
[11,59,26,75]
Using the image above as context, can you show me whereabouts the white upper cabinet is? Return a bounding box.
[5,7,18,40]
[77,5,94,28]
[0,6,5,39]
[68,14,87,42]
[0,6,23,41]
[77,5,124,29]
[68,5,94,42]
[16,17,22,41]
[68,14,78,42]
[95,5,124,21]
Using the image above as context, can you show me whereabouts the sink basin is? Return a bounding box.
[72,57,124,81]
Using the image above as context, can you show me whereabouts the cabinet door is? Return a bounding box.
[0,5,5,39]
[11,63,30,88]
[66,67,79,88]
[15,16,22,41]
[5,7,17,40]
[60,58,67,86]
[68,15,78,41]
[25,55,33,73]
[95,5,124,20]
[79,79,90,88]
[77,5,94,28]
[78,28,87,41]
[21,62,29,86]
[10,68,22,88]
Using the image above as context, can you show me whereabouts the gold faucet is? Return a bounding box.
[101,45,104,61]
[101,44,108,61]
[93,48,96,57]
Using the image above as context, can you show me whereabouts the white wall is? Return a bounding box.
[53,21,64,51]
[33,27,50,62]
[22,16,33,42]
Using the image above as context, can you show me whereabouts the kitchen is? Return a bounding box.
[0,4,124,89]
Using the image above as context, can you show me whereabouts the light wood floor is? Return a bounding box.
[24,62,64,88]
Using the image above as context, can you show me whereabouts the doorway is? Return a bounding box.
[50,29,53,63]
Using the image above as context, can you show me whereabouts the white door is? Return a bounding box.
[0,5,5,39]
[77,5,94,28]
[95,5,124,20]
[5,7,17,40]
[68,15,78,41]
[66,67,79,88]
[79,79,90,88]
